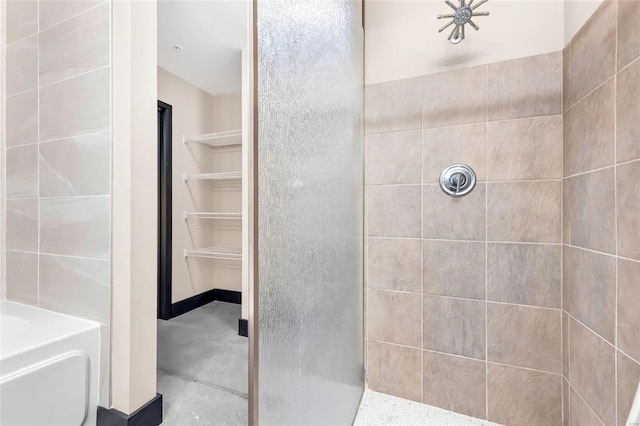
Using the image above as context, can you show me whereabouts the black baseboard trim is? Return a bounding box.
[238,318,248,337]
[170,289,241,318]
[97,394,162,426]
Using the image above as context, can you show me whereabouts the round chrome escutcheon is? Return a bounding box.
[439,164,476,197]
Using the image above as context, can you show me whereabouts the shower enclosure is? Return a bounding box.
[252,0,365,424]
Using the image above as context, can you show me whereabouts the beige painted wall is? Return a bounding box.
[157,68,242,303]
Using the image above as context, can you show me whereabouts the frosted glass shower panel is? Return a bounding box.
[256,0,364,424]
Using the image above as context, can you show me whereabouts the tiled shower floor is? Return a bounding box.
[354,390,501,426]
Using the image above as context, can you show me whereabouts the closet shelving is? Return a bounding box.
[183,212,242,220]
[183,171,242,182]
[183,247,242,261]
[183,129,242,147]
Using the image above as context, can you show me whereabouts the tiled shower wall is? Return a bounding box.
[364,50,564,424]
[562,1,640,425]
[3,0,111,405]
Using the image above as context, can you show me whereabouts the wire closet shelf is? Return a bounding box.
[183,212,242,220]
[183,247,242,261]
[183,171,242,182]
[183,129,242,147]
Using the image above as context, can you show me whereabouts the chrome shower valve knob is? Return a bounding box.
[440,164,477,197]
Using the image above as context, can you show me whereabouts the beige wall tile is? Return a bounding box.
[423,66,486,128]
[422,124,486,183]
[423,295,485,359]
[566,247,616,344]
[40,68,110,142]
[6,0,38,45]
[569,387,604,426]
[487,181,561,243]
[39,2,110,86]
[39,0,103,31]
[569,318,615,426]
[563,45,571,113]
[617,351,640,426]
[617,59,640,163]
[618,0,640,70]
[487,52,562,121]
[6,34,38,96]
[6,144,38,198]
[40,196,110,259]
[367,341,422,403]
[423,351,486,419]
[368,290,422,347]
[617,259,640,362]
[368,238,421,293]
[365,77,422,134]
[39,132,111,197]
[563,311,569,376]
[487,303,561,373]
[366,130,421,185]
[423,240,485,300]
[5,250,38,305]
[563,379,569,426]
[487,115,563,181]
[487,243,561,308]
[564,168,616,254]
[564,79,615,176]
[617,161,640,260]
[367,185,421,238]
[39,254,110,325]
[6,199,38,252]
[6,90,38,148]
[423,184,486,240]
[565,0,617,107]
[487,363,562,426]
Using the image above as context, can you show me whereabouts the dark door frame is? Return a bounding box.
[158,100,173,320]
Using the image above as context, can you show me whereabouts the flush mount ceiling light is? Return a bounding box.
[437,0,490,44]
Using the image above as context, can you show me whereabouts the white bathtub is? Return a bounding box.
[0,301,100,426]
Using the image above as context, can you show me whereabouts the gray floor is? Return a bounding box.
[157,301,248,425]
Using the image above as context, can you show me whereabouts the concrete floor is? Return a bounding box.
[157,301,248,425]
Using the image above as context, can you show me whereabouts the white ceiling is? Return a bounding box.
[157,0,247,96]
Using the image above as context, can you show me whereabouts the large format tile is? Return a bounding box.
[6,199,38,252]
[39,0,103,31]
[617,58,640,163]
[39,132,111,197]
[369,290,421,347]
[423,240,485,300]
[365,78,422,134]
[617,259,640,362]
[6,144,38,198]
[6,0,38,45]
[566,247,616,344]
[5,250,38,306]
[617,161,640,260]
[367,185,421,238]
[617,351,640,426]
[6,34,38,96]
[487,115,562,181]
[565,0,616,107]
[569,387,604,426]
[6,89,38,148]
[487,181,561,243]
[423,296,485,359]
[40,68,110,142]
[367,341,421,403]
[564,168,616,254]
[422,124,486,183]
[423,351,487,419]
[564,79,615,176]
[368,238,421,293]
[487,243,561,308]
[487,363,562,426]
[423,66,486,128]
[487,52,562,121]
[487,303,561,373]
[423,184,486,241]
[568,318,615,426]
[39,2,110,86]
[563,311,569,376]
[39,254,110,325]
[366,130,421,185]
[618,0,640,70]
[40,196,110,259]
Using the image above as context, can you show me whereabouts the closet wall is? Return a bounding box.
[157,67,242,304]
